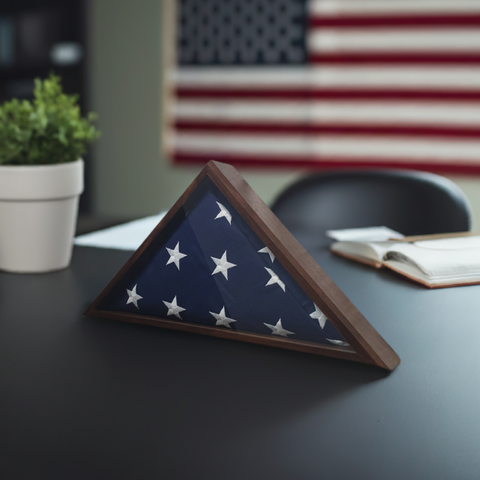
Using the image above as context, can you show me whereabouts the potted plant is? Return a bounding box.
[0,74,100,273]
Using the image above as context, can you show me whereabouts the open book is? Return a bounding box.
[327,227,480,288]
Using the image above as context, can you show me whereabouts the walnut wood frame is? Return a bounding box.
[85,161,400,371]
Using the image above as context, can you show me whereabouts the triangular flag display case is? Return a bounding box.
[85,161,400,371]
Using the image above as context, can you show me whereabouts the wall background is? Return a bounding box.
[88,0,480,229]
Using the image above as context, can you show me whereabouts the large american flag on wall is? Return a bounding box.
[168,0,480,174]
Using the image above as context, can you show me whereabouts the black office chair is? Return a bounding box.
[271,170,472,237]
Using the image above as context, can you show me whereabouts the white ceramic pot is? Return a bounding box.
[0,159,84,273]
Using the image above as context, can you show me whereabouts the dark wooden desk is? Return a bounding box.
[1,242,479,480]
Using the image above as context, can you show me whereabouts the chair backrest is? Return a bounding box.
[271,170,472,237]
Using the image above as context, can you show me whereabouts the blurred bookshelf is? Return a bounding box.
[0,0,92,214]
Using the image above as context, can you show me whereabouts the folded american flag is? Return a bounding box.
[98,178,349,347]
[87,161,400,370]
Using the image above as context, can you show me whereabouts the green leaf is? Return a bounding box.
[0,74,100,165]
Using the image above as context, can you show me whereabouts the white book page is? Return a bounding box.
[384,237,480,280]
[328,226,404,264]
[331,241,396,263]
[415,235,480,250]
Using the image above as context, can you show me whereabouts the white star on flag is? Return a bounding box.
[310,304,328,329]
[209,306,237,328]
[166,241,187,270]
[264,318,294,337]
[215,202,232,225]
[126,284,142,309]
[265,267,285,292]
[258,246,275,262]
[211,251,237,280]
[163,295,186,319]
[327,338,350,347]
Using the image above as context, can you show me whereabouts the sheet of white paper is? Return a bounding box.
[74,212,166,251]
[326,226,404,242]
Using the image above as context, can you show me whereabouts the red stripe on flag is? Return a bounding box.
[308,52,480,64]
[177,88,310,100]
[175,121,480,139]
[309,14,480,28]
[173,153,480,175]
[176,88,480,102]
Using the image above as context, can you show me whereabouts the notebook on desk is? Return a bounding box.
[327,227,480,288]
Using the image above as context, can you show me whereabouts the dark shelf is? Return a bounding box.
[0,0,92,214]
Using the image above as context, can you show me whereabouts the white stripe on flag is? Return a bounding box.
[309,29,480,53]
[310,0,480,15]
[173,101,480,126]
[172,67,480,89]
[172,133,480,164]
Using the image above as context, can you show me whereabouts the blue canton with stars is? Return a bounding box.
[99,179,348,347]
